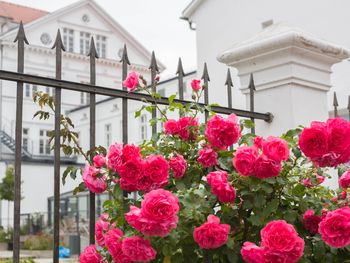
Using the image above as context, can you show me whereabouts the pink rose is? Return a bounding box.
[144,155,169,189]
[142,189,179,221]
[339,170,350,188]
[193,215,230,249]
[125,205,178,237]
[118,158,144,190]
[253,155,281,179]
[233,146,258,176]
[303,174,325,188]
[95,219,109,247]
[164,119,179,135]
[122,71,139,92]
[262,136,290,162]
[316,174,325,184]
[169,154,187,179]
[327,118,350,156]
[319,207,350,248]
[302,178,312,188]
[299,121,328,160]
[177,116,199,140]
[121,144,142,161]
[340,191,347,200]
[198,146,218,168]
[79,245,103,263]
[212,182,236,203]
[82,165,107,193]
[253,136,264,149]
[105,228,131,263]
[261,220,304,262]
[107,143,123,172]
[205,114,241,150]
[121,236,156,262]
[303,209,322,235]
[191,79,202,91]
[93,154,106,168]
[241,242,265,263]
[206,170,228,186]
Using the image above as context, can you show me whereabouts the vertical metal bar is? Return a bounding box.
[333,91,338,118]
[121,44,130,144]
[176,58,185,117]
[149,51,159,136]
[88,37,98,244]
[75,196,81,255]
[225,69,233,109]
[249,74,256,134]
[201,63,210,122]
[13,21,28,263]
[52,29,64,263]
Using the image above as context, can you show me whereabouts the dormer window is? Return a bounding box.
[80,32,91,55]
[63,28,74,52]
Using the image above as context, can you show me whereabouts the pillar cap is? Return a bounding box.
[217,23,350,65]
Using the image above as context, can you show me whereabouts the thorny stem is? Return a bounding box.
[143,87,169,121]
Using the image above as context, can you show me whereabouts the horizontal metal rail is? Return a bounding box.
[0,70,273,122]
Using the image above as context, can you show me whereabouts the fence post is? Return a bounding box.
[149,51,159,136]
[13,21,28,263]
[201,63,210,122]
[218,23,349,137]
[88,37,98,244]
[52,29,64,263]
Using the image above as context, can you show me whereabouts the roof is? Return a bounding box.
[181,0,205,20]
[0,0,48,24]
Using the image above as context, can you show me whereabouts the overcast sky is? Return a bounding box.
[10,0,197,77]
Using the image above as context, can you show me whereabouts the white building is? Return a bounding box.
[181,0,350,119]
[0,0,166,227]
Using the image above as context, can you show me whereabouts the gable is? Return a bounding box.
[0,0,165,70]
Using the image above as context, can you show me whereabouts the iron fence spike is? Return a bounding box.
[88,37,99,58]
[201,62,210,82]
[52,29,65,51]
[333,91,339,107]
[225,68,233,87]
[14,21,29,45]
[120,44,130,65]
[176,57,185,76]
[249,73,256,91]
[348,95,350,110]
[149,51,159,72]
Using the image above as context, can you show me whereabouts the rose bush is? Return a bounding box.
[34,72,350,262]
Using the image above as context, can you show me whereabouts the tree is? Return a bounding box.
[0,165,15,229]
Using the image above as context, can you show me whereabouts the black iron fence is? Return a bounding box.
[1,22,273,262]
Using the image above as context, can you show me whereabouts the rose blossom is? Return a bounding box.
[82,165,107,193]
[177,116,199,140]
[253,136,264,149]
[164,119,178,135]
[299,121,328,160]
[233,146,258,176]
[95,219,109,247]
[79,245,103,263]
[169,154,187,179]
[205,114,241,150]
[319,206,350,248]
[253,155,281,179]
[262,136,290,162]
[212,182,236,203]
[144,154,169,189]
[206,170,228,186]
[118,158,144,191]
[191,79,202,91]
[303,209,322,235]
[193,215,230,249]
[122,236,156,262]
[198,146,218,168]
[105,228,131,263]
[240,242,265,263]
[339,170,350,188]
[122,71,139,92]
[107,143,123,172]
[261,220,304,262]
[327,118,350,157]
[93,154,106,168]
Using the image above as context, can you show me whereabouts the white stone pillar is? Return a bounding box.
[217,23,350,137]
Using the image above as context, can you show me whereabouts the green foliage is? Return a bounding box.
[0,165,15,201]
[23,233,53,250]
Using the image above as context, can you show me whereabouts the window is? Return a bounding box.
[25,84,30,97]
[63,28,74,52]
[32,85,38,95]
[45,87,55,97]
[96,35,107,58]
[105,124,112,146]
[24,84,39,98]
[80,92,90,105]
[39,129,51,155]
[140,114,148,140]
[23,128,29,151]
[80,32,90,55]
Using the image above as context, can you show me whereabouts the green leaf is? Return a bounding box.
[168,94,176,104]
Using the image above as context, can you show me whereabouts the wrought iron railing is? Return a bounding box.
[2,22,273,263]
